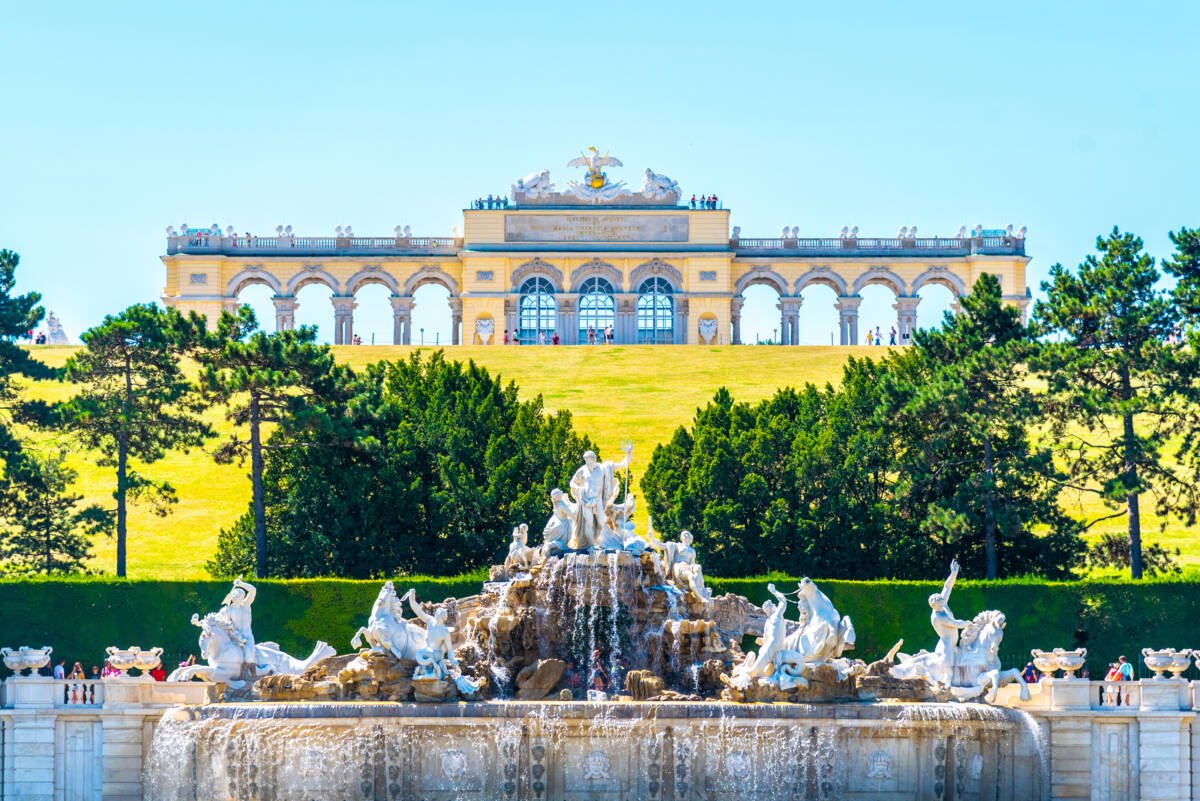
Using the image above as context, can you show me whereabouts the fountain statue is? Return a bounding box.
[167,577,334,690]
[143,445,1046,801]
[888,560,1030,703]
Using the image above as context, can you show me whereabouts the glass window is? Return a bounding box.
[518,276,556,343]
[577,277,615,344]
[637,277,674,344]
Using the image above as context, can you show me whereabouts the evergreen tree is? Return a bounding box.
[1033,228,1195,578]
[883,273,1083,579]
[209,351,594,578]
[197,306,337,577]
[0,249,51,470]
[60,304,213,576]
[1163,226,1200,319]
[0,452,111,574]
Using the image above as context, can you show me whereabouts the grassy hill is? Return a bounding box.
[16,344,1197,578]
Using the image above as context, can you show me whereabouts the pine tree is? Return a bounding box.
[1034,228,1195,578]
[0,452,111,575]
[60,304,213,577]
[0,249,51,470]
[197,306,337,577]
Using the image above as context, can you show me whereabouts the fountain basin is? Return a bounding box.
[146,700,1044,801]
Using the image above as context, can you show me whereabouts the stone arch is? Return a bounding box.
[510,258,564,292]
[911,265,967,297]
[733,266,788,296]
[285,267,340,295]
[630,258,683,291]
[346,266,401,296]
[570,259,623,292]
[793,266,849,296]
[402,264,459,296]
[227,268,282,298]
[851,267,906,297]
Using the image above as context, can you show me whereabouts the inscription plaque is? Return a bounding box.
[505,214,689,243]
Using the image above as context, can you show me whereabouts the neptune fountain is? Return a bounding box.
[144,446,1045,801]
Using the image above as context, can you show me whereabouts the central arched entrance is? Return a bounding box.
[578,276,615,344]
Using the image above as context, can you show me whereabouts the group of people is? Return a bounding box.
[864,326,901,346]
[689,194,720,210]
[472,195,510,210]
[500,327,617,345]
[40,658,169,681]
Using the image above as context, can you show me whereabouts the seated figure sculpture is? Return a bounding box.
[504,523,541,572]
[664,530,712,602]
[542,488,575,556]
[407,590,480,697]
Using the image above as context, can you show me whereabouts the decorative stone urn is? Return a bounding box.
[1142,648,1175,680]
[1030,649,1059,677]
[1053,648,1087,679]
[106,646,151,678]
[133,647,164,677]
[1167,649,1193,679]
[1,645,53,676]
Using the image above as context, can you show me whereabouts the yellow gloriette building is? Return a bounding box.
[161,151,1030,345]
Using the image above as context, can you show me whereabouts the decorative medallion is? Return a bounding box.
[440,749,468,780]
[583,749,612,781]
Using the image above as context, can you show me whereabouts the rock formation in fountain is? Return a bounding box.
[167,577,335,692]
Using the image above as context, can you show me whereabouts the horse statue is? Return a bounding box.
[891,609,1029,703]
[351,582,428,661]
[780,577,856,665]
[168,578,334,687]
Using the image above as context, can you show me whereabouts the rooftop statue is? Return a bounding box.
[889,560,1030,703]
[168,577,334,688]
[511,169,555,199]
[642,168,680,200]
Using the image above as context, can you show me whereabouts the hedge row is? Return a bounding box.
[2,576,1196,679]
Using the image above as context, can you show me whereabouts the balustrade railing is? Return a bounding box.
[730,236,1025,256]
[168,235,463,255]
[61,679,102,707]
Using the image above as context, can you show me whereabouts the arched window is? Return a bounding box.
[637,277,674,344]
[577,276,615,344]
[518,276,556,343]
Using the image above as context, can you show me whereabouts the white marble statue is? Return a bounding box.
[45,312,69,345]
[779,578,856,666]
[168,577,334,687]
[512,170,556,199]
[728,583,789,688]
[351,582,428,661]
[889,561,1029,703]
[475,318,495,345]
[542,488,576,556]
[642,168,680,200]
[505,523,542,572]
[407,591,459,672]
[698,318,719,345]
[568,448,632,551]
[663,530,712,602]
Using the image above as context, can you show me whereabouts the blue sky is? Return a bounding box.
[2,1,1197,345]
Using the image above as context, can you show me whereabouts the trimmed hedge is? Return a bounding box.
[2,575,1195,680]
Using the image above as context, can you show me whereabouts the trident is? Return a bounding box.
[620,439,634,504]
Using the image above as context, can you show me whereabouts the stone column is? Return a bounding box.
[894,296,920,343]
[557,297,575,344]
[779,297,803,345]
[271,296,297,331]
[1005,294,1032,325]
[330,296,356,345]
[730,296,744,345]
[221,297,241,316]
[449,298,463,345]
[835,295,862,345]
[675,298,689,345]
[389,295,413,345]
[615,294,637,344]
[504,298,517,341]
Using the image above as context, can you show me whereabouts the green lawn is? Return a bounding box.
[15,345,1198,578]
